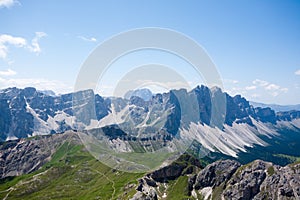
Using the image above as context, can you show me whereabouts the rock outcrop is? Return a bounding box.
[222,160,272,199]
[194,160,300,200]
[131,159,300,200]
[194,159,241,189]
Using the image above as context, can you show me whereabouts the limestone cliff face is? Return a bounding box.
[1,86,299,141]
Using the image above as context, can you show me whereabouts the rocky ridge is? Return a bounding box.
[0,131,80,179]
[131,159,300,200]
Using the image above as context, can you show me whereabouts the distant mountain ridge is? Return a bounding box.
[124,88,153,101]
[250,101,300,112]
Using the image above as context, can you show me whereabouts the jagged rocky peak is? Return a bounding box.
[124,88,153,101]
[21,87,38,97]
[38,89,56,96]
[0,85,300,149]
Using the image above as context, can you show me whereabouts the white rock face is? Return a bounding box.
[200,187,212,200]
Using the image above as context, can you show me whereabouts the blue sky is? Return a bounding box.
[0,0,300,104]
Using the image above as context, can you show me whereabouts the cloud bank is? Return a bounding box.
[0,32,47,59]
[0,68,16,76]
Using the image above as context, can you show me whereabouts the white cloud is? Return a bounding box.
[0,34,26,59]
[252,79,269,87]
[223,79,238,84]
[265,83,280,90]
[0,32,46,59]
[251,78,288,97]
[78,36,97,42]
[28,32,47,54]
[7,60,14,65]
[252,79,287,91]
[245,85,256,90]
[271,92,279,97]
[295,69,300,75]
[225,78,289,102]
[280,88,288,92]
[251,93,260,98]
[0,68,16,76]
[0,0,19,8]
[0,78,72,94]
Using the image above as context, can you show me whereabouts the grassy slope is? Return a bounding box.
[0,142,143,200]
[165,176,192,200]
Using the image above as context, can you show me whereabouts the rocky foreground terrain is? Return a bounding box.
[0,131,299,200]
[133,158,300,200]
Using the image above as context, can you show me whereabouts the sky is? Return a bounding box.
[0,0,300,104]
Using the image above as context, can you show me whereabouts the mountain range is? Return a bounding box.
[0,86,300,160]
